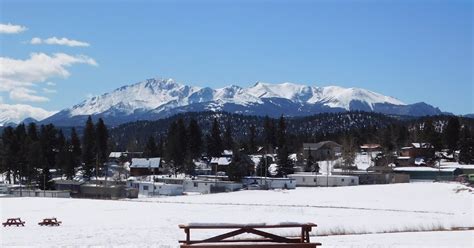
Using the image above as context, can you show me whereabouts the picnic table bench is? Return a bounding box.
[179,222,322,248]
[38,217,62,226]
[2,218,25,227]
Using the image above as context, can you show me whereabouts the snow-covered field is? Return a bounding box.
[1,182,473,247]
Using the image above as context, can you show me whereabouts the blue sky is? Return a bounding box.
[0,0,472,119]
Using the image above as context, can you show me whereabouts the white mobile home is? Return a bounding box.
[127,180,183,196]
[288,173,359,187]
[183,179,242,194]
[241,177,296,190]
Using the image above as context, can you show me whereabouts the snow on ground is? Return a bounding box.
[319,230,473,248]
[1,182,473,247]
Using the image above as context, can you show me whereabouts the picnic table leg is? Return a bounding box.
[185,227,190,244]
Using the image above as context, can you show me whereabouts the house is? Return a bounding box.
[241,176,296,190]
[108,151,144,162]
[53,179,83,195]
[182,179,242,194]
[302,141,342,161]
[288,173,359,187]
[393,167,462,181]
[399,143,435,159]
[126,180,183,196]
[332,171,410,184]
[396,143,435,166]
[360,144,383,153]
[130,157,161,176]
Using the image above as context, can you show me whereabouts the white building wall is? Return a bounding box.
[183,180,212,194]
[127,181,183,196]
[288,174,359,187]
[242,177,296,189]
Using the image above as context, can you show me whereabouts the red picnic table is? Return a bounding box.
[2,218,25,227]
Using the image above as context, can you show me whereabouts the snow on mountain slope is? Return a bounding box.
[320,86,405,110]
[69,78,202,116]
[37,77,444,126]
[67,78,405,117]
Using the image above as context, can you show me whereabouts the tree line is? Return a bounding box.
[1,112,474,186]
[0,116,108,188]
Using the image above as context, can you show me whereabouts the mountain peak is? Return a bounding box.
[38,77,444,126]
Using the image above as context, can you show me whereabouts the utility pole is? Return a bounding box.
[43,173,46,197]
[96,153,99,199]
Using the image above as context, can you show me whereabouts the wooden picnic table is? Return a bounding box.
[179,223,322,248]
[38,217,62,226]
[2,218,25,227]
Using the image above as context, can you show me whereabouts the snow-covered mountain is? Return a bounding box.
[41,78,443,126]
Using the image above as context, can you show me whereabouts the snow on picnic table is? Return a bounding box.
[1,182,473,247]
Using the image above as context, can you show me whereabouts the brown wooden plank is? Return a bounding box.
[180,223,317,229]
[180,243,322,248]
[179,238,302,244]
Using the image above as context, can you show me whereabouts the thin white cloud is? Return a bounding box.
[30,36,90,47]
[46,82,56,86]
[0,52,98,102]
[9,88,49,102]
[0,103,57,125]
[30,37,42,44]
[42,88,57,94]
[0,23,27,34]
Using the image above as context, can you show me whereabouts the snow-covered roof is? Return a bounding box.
[303,141,342,151]
[393,167,458,172]
[130,158,161,168]
[210,157,232,166]
[414,158,426,165]
[222,150,233,156]
[411,143,433,149]
[360,144,382,149]
[397,156,411,160]
[440,164,474,169]
[109,152,123,158]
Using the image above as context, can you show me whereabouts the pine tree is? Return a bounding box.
[144,136,158,158]
[342,135,356,171]
[66,128,82,178]
[55,130,67,174]
[207,118,223,157]
[256,156,271,177]
[164,119,187,174]
[82,116,96,179]
[15,124,28,184]
[223,121,234,150]
[263,116,276,148]
[226,146,251,181]
[444,117,460,153]
[276,116,293,176]
[1,127,17,183]
[96,118,109,166]
[39,124,57,189]
[458,127,474,164]
[247,124,257,154]
[305,153,314,172]
[188,118,202,159]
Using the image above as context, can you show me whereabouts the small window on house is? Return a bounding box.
[302,178,305,182]
[341,179,344,182]
[193,182,198,187]
[351,179,355,183]
[143,185,149,191]
[313,178,316,182]
[205,183,208,186]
